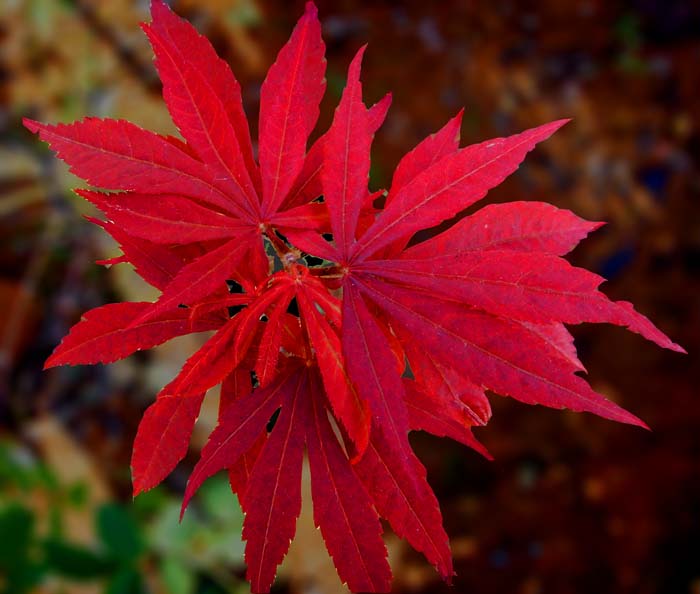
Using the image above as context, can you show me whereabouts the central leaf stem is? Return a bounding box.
[264,226,301,270]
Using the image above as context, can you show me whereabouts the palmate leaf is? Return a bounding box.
[28,1,684,592]
[351,119,571,261]
[281,92,392,212]
[241,371,307,592]
[181,369,299,515]
[323,46,372,258]
[148,0,260,195]
[44,302,215,368]
[80,190,247,244]
[89,217,187,291]
[296,273,370,453]
[22,117,249,219]
[357,250,683,349]
[304,372,392,592]
[357,277,649,426]
[403,200,604,257]
[131,393,206,496]
[220,368,267,498]
[389,109,463,196]
[144,2,259,217]
[259,1,326,216]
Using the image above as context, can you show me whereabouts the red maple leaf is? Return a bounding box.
[25,2,684,592]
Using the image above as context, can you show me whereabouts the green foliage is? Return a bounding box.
[0,441,246,593]
[0,503,44,594]
[97,504,144,562]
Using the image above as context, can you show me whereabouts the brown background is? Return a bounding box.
[1,1,698,593]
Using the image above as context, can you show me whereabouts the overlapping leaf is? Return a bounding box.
[29,1,683,593]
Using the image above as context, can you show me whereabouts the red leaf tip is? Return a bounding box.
[132,482,145,498]
[349,44,368,77]
[667,342,687,355]
[43,357,58,370]
[548,117,572,132]
[22,117,41,134]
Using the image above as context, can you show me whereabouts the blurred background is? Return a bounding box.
[1,0,699,593]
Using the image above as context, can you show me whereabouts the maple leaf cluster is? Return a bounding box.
[25,2,684,592]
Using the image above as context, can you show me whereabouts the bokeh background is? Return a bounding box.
[1,0,699,593]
